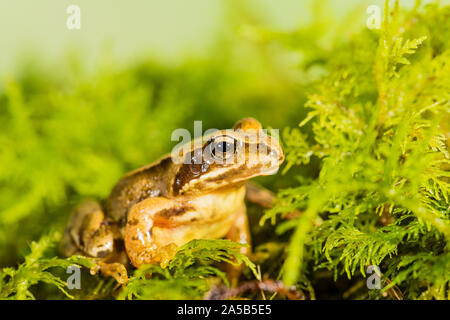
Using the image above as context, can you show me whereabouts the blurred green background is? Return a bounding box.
[1,0,443,76]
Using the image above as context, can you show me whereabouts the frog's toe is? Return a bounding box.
[91,262,128,284]
[130,243,178,268]
[157,243,178,268]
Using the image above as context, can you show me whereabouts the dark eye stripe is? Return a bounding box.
[172,137,232,195]
[173,143,214,195]
[173,161,211,195]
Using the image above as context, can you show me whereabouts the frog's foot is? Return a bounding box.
[157,243,178,268]
[90,262,128,284]
[132,243,178,268]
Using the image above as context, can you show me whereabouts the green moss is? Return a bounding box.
[265,0,450,299]
[0,232,95,299]
[119,239,258,300]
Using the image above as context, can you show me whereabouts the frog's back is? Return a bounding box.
[104,157,174,223]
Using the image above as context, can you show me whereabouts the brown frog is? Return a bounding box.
[61,118,284,284]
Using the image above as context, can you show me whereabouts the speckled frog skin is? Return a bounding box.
[61,118,284,283]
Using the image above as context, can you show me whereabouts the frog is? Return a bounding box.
[61,118,284,284]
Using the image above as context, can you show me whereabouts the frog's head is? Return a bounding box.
[172,118,284,195]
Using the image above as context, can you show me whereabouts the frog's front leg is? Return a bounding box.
[225,204,251,286]
[124,197,178,268]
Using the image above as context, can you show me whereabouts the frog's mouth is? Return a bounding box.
[174,158,283,196]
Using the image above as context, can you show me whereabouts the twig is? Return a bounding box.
[204,280,305,300]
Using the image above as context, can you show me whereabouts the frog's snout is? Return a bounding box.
[278,148,285,165]
[268,135,284,165]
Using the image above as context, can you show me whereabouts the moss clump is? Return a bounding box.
[119,239,258,300]
[266,0,450,299]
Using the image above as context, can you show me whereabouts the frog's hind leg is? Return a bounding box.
[62,200,115,258]
[225,203,251,287]
[61,200,128,284]
[245,182,275,209]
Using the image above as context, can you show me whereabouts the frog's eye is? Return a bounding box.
[213,141,234,155]
[205,136,237,163]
